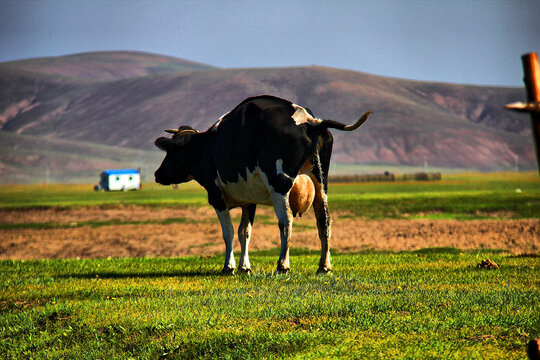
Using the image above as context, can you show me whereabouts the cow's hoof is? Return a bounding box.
[221,267,235,275]
[275,266,290,275]
[238,268,252,275]
[317,267,332,274]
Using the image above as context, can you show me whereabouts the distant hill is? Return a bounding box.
[0,51,216,80]
[0,132,162,184]
[0,51,536,183]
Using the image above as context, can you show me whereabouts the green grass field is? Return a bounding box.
[1,172,539,358]
[1,251,538,359]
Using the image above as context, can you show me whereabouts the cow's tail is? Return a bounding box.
[318,111,371,132]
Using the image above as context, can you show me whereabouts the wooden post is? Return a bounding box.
[523,53,540,173]
[505,52,540,174]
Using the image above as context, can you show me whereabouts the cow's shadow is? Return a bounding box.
[57,269,220,280]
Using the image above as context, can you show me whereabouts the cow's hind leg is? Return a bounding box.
[310,150,332,273]
[216,209,236,274]
[271,192,293,274]
[311,177,332,273]
[238,204,256,274]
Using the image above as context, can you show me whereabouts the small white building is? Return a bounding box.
[95,169,141,191]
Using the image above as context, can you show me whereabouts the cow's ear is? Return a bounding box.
[155,137,173,151]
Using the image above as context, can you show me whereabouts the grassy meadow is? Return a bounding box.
[0,172,539,358]
[1,251,538,359]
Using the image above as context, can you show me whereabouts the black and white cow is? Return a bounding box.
[155,95,370,274]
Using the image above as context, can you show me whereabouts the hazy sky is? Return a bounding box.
[1,0,538,86]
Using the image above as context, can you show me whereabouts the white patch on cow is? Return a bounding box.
[275,159,294,181]
[291,104,322,126]
[215,167,273,208]
[211,111,230,131]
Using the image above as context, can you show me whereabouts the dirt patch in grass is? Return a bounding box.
[0,205,216,224]
[0,206,538,259]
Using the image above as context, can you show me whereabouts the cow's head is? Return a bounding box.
[154,126,199,185]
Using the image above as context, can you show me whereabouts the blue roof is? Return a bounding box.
[103,169,139,175]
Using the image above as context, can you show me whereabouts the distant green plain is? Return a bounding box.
[1,172,538,220]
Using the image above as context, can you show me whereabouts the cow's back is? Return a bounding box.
[211,96,315,192]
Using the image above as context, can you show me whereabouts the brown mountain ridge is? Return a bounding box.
[0,51,536,183]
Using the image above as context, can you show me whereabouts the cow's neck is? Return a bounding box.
[187,132,214,186]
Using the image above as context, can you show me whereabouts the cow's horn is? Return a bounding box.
[177,129,199,135]
[165,128,199,136]
[343,111,371,131]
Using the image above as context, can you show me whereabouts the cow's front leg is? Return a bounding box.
[216,209,236,274]
[271,193,293,274]
[238,204,256,274]
[310,175,332,273]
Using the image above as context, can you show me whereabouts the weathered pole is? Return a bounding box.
[505,52,540,174]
